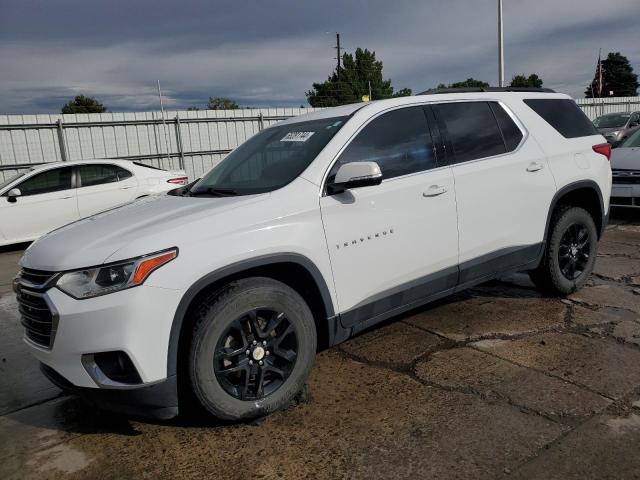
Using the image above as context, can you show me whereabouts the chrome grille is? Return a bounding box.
[14,268,59,349]
[612,169,640,185]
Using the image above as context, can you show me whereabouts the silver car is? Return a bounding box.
[593,111,640,147]
[610,130,640,208]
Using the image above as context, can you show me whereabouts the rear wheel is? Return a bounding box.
[188,277,316,420]
[529,206,597,295]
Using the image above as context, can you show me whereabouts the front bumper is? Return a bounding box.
[41,363,179,419]
[20,283,185,417]
[611,183,640,208]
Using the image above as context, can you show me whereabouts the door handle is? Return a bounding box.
[423,185,447,197]
[120,186,134,190]
[526,162,544,172]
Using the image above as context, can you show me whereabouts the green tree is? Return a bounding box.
[392,87,413,97]
[61,95,106,114]
[207,97,239,110]
[435,78,490,90]
[510,73,543,88]
[306,48,411,107]
[585,52,639,97]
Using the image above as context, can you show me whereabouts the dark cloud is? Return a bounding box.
[0,0,638,114]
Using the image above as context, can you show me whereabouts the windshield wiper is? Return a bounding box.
[190,187,239,197]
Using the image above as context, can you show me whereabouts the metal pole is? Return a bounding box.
[498,0,504,87]
[174,115,185,170]
[56,119,68,162]
[157,80,172,166]
[336,33,341,79]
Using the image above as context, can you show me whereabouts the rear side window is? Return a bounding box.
[331,106,436,180]
[18,167,73,196]
[434,102,506,163]
[524,99,597,138]
[116,167,133,180]
[489,103,523,151]
[79,164,120,187]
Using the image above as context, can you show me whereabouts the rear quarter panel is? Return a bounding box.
[508,98,611,212]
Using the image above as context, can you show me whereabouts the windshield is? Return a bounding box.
[0,169,32,192]
[621,129,640,148]
[593,113,630,129]
[190,116,348,196]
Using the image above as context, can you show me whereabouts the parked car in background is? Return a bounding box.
[592,111,640,147]
[16,90,611,421]
[610,130,640,208]
[0,160,187,246]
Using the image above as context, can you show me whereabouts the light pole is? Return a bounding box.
[498,0,504,87]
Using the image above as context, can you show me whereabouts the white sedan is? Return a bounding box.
[0,159,188,246]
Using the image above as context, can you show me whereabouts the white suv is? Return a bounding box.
[15,90,612,420]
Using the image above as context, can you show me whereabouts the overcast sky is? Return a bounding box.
[1,0,639,114]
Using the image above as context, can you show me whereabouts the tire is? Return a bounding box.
[529,206,598,296]
[188,277,316,420]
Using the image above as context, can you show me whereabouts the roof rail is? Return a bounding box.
[418,87,556,95]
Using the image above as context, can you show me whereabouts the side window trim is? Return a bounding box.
[423,106,449,165]
[488,102,509,152]
[432,100,527,167]
[321,104,447,195]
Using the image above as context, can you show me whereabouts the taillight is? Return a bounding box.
[167,176,188,185]
[592,143,611,161]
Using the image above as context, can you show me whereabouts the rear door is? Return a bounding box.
[76,163,138,217]
[432,101,556,285]
[320,106,459,327]
[0,166,79,241]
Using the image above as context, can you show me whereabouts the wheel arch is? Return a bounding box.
[544,180,606,243]
[167,253,336,377]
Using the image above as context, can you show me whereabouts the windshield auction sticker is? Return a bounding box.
[280,131,315,142]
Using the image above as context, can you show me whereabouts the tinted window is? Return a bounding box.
[331,107,436,180]
[116,167,133,180]
[79,164,119,187]
[18,167,73,196]
[524,99,597,138]
[192,116,347,196]
[434,102,506,163]
[489,102,523,151]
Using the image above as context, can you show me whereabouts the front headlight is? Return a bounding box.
[56,248,177,299]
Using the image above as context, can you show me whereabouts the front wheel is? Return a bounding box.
[529,206,598,296]
[188,277,317,420]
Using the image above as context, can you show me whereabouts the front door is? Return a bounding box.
[320,106,459,328]
[0,166,79,242]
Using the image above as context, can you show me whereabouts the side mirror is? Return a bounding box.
[328,162,383,195]
[7,188,21,203]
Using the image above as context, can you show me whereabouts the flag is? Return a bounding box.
[595,50,603,97]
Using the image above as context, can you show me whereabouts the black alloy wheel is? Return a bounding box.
[214,308,298,401]
[557,223,591,281]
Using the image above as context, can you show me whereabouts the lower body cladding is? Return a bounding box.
[24,285,184,419]
[611,182,640,208]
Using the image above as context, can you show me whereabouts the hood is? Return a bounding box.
[21,194,265,271]
[611,147,640,171]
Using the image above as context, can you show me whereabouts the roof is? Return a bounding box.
[278,90,569,127]
[26,159,136,172]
